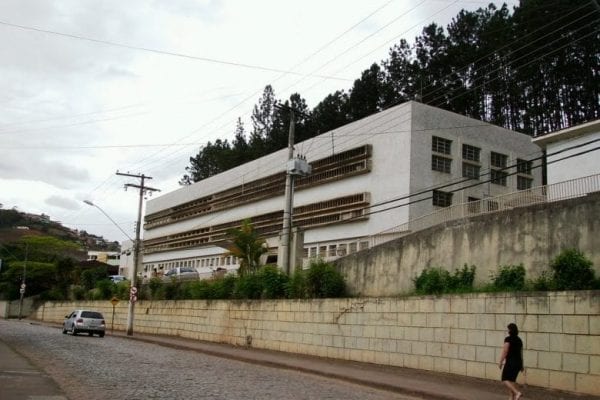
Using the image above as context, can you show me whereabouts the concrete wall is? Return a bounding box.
[0,298,37,319]
[33,291,600,396]
[337,193,600,297]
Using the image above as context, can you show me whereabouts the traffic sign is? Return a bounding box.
[20,283,26,289]
[19,288,25,294]
[110,297,119,306]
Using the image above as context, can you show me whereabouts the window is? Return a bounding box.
[517,159,532,175]
[491,152,508,168]
[491,169,508,186]
[319,246,327,257]
[432,155,451,173]
[432,136,452,154]
[433,190,453,207]
[462,144,480,162]
[517,176,533,190]
[349,243,357,254]
[328,245,337,257]
[462,163,480,180]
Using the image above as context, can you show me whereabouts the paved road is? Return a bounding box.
[0,320,420,400]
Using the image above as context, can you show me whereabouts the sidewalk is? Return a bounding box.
[0,337,68,400]
[111,329,596,400]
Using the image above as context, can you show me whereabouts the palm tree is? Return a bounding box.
[226,219,267,276]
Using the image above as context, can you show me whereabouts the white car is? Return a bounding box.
[109,275,127,283]
[162,267,199,282]
[62,310,106,337]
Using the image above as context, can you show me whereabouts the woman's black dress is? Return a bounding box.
[502,335,523,382]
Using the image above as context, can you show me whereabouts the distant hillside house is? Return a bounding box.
[141,101,542,278]
[87,251,120,267]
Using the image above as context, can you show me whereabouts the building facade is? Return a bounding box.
[141,101,542,277]
[532,119,600,185]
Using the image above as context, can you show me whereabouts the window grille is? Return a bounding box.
[462,163,480,180]
[517,176,533,190]
[432,136,452,154]
[491,169,508,186]
[462,144,480,162]
[433,190,453,207]
[491,152,508,168]
[432,155,451,173]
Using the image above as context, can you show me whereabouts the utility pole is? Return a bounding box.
[116,171,160,336]
[280,108,295,274]
[18,243,28,320]
[276,104,311,274]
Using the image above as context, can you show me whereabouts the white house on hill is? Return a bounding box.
[141,101,542,278]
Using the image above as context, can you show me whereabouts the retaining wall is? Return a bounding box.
[336,193,600,296]
[34,291,600,396]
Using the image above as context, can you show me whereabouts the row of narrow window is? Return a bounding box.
[145,145,371,229]
[143,193,369,254]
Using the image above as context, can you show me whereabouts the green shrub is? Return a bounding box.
[258,265,289,299]
[414,265,476,295]
[233,272,263,299]
[491,264,526,291]
[39,287,64,301]
[188,279,212,299]
[95,279,114,299]
[209,275,236,299]
[164,280,186,300]
[147,277,164,300]
[113,281,131,300]
[530,270,556,291]
[286,269,308,299]
[449,264,476,292]
[414,268,449,295]
[68,285,86,300]
[550,249,595,290]
[306,259,345,298]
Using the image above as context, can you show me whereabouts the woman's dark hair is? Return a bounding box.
[507,323,519,336]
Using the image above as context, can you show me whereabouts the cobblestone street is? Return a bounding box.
[0,320,420,400]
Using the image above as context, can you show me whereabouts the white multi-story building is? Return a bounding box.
[141,101,542,277]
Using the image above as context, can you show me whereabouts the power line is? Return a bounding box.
[0,19,352,82]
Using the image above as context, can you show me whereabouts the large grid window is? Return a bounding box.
[462,144,481,162]
[491,152,508,168]
[491,169,508,186]
[517,159,532,175]
[432,136,452,154]
[432,155,451,173]
[433,190,453,207]
[462,163,480,180]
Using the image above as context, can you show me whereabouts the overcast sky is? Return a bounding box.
[0,0,519,243]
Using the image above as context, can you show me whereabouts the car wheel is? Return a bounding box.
[99,332,105,338]
[62,327,67,334]
[71,325,78,336]
[88,332,93,336]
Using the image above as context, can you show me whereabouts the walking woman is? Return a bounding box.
[499,323,524,400]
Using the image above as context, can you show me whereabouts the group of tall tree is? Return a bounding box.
[181,0,600,184]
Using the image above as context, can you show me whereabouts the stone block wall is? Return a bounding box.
[34,291,599,396]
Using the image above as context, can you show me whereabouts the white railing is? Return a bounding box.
[369,173,600,248]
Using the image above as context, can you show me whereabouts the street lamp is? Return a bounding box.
[83,200,134,242]
[83,199,138,336]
